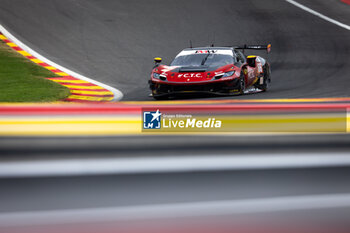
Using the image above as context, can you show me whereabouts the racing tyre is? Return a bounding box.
[255,65,271,92]
[238,71,246,95]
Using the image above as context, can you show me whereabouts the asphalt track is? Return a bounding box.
[0,0,350,231]
[0,0,350,101]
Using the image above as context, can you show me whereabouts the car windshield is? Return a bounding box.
[171,54,234,67]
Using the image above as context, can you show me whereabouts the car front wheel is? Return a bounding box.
[238,71,246,95]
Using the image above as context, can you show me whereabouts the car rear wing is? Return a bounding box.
[235,44,271,54]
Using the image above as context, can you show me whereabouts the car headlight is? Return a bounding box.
[214,71,235,80]
[153,73,167,81]
[153,73,160,79]
[223,71,235,77]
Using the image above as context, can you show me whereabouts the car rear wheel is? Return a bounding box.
[255,65,271,92]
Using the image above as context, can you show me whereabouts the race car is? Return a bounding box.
[149,44,271,100]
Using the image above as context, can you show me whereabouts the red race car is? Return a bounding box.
[149,44,271,100]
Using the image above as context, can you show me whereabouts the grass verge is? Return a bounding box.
[0,40,70,102]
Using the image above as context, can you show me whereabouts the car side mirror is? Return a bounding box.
[247,55,256,67]
[154,57,162,65]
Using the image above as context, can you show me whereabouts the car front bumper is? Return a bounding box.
[149,79,241,97]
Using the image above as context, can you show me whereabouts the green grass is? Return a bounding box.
[0,40,70,102]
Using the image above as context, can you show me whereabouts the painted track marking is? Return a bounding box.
[0,24,123,101]
[286,0,350,31]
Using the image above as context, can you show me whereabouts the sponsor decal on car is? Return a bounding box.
[176,49,233,57]
[248,71,255,79]
[178,73,202,78]
[257,62,263,73]
[195,50,217,54]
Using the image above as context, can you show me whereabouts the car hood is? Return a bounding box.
[155,64,235,83]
